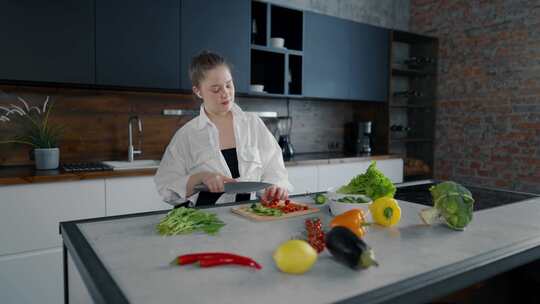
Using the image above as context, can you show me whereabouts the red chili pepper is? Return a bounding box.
[173,252,262,270]
[173,252,250,265]
[199,257,262,270]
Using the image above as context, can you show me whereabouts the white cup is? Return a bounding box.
[270,37,285,49]
[250,84,264,92]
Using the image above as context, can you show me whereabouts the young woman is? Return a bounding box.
[155,51,291,206]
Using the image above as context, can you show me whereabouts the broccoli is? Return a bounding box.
[336,161,396,201]
[419,181,475,230]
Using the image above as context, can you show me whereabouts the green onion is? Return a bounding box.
[156,207,225,236]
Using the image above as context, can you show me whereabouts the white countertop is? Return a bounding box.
[68,195,540,304]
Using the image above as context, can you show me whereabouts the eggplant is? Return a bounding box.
[325,226,379,269]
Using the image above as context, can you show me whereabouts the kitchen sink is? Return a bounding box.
[101,159,160,170]
[395,181,539,211]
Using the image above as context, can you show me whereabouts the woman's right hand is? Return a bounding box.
[200,172,236,192]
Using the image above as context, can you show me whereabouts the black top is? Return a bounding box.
[196,148,250,206]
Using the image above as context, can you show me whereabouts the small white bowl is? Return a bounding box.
[270,37,285,49]
[327,188,372,216]
[250,84,264,92]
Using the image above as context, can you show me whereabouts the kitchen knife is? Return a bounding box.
[193,181,272,194]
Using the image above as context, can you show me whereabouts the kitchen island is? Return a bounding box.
[60,195,540,304]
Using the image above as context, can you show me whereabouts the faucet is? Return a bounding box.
[128,116,142,162]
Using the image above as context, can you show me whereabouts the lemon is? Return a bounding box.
[273,240,318,274]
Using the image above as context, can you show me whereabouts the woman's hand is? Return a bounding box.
[201,173,236,193]
[262,185,289,202]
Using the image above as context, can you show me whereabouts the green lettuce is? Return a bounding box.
[337,161,396,200]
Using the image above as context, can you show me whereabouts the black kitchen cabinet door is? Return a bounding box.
[96,0,180,88]
[304,12,351,100]
[181,0,250,92]
[350,23,389,102]
[0,0,95,84]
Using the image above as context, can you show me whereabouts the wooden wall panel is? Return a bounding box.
[0,85,197,165]
[0,85,389,166]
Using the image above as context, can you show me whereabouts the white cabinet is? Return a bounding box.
[287,165,319,195]
[286,158,404,193]
[0,180,105,304]
[317,162,372,191]
[0,248,63,304]
[0,180,106,256]
[105,176,172,216]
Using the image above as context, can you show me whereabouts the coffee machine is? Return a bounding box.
[345,121,373,155]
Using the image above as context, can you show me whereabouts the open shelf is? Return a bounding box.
[251,1,268,46]
[390,138,433,143]
[392,67,431,77]
[251,49,285,95]
[270,4,303,51]
[250,1,303,97]
[288,54,302,95]
[389,30,438,180]
[251,44,303,56]
[393,30,437,44]
[390,104,433,109]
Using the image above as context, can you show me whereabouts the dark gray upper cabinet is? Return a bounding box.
[0,0,95,84]
[350,23,389,102]
[304,12,389,101]
[96,0,180,88]
[181,0,250,92]
[304,12,351,99]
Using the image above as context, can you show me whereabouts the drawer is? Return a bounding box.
[0,180,106,255]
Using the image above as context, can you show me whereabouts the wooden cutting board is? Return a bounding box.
[231,202,320,222]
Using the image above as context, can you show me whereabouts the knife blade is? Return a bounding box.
[193,181,272,194]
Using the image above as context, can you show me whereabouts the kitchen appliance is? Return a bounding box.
[395,181,538,211]
[193,181,272,194]
[62,162,113,173]
[344,121,373,155]
[277,116,295,160]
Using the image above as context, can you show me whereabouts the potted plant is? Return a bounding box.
[0,95,64,170]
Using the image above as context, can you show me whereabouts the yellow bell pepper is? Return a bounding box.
[330,209,367,238]
[369,197,401,227]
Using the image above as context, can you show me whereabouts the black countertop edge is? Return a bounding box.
[59,197,540,304]
[337,235,540,304]
[61,223,129,304]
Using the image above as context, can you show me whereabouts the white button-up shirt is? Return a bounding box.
[154,103,292,206]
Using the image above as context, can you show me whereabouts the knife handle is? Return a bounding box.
[193,184,209,192]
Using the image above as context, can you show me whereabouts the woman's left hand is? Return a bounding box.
[262,185,289,202]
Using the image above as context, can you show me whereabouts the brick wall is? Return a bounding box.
[411,1,540,193]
